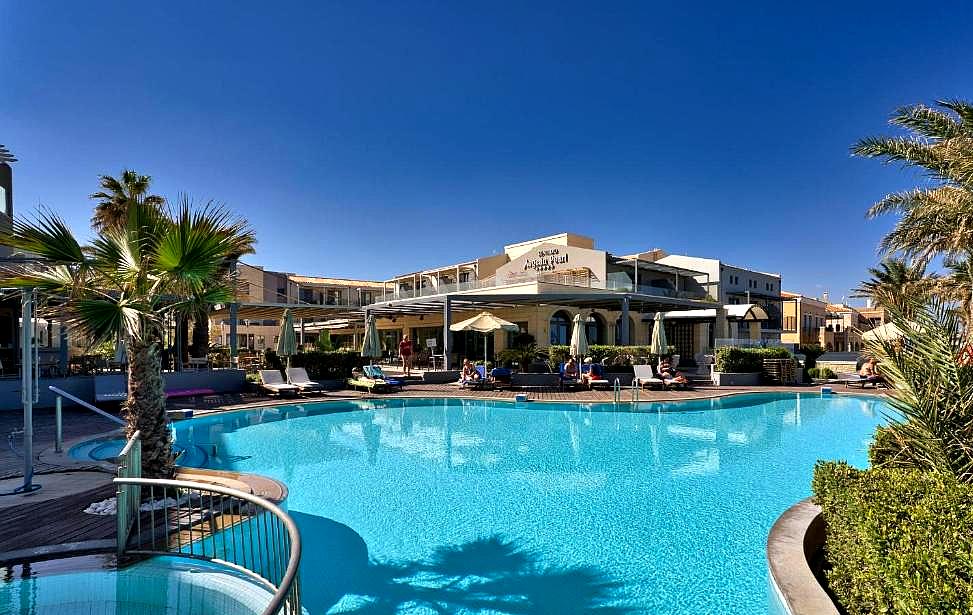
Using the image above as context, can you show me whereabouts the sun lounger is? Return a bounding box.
[836,372,885,388]
[581,363,611,390]
[259,370,300,397]
[490,367,512,389]
[347,370,389,393]
[559,363,582,390]
[460,365,492,389]
[633,364,665,390]
[285,367,324,394]
[364,365,403,390]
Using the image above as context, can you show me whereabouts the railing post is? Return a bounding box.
[54,395,63,453]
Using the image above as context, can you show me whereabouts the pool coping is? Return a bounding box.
[767,498,840,615]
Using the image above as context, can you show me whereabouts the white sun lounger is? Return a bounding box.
[259,370,300,397]
[633,364,665,390]
[286,367,324,393]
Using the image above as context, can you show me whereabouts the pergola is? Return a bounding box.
[210,301,365,355]
[363,283,716,369]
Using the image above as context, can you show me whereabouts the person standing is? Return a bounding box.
[399,335,414,376]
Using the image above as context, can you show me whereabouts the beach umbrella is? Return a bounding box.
[276,309,298,368]
[360,314,382,363]
[650,312,668,356]
[570,312,589,359]
[449,311,519,370]
[861,321,905,342]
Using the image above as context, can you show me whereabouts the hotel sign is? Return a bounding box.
[523,248,569,273]
[496,242,607,286]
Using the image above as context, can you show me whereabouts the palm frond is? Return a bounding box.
[0,210,86,263]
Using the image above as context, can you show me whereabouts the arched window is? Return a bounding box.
[549,311,571,345]
[585,313,606,345]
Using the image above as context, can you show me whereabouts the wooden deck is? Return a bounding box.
[0,482,117,556]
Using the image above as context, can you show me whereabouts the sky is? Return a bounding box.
[2,1,971,303]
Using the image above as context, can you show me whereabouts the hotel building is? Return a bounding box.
[781,291,829,347]
[219,233,782,369]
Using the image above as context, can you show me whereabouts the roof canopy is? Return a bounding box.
[652,304,770,321]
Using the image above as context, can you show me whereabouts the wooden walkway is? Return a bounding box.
[0,482,117,556]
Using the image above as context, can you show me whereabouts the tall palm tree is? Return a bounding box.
[90,169,165,232]
[852,257,935,315]
[1,198,255,478]
[940,257,973,326]
[854,100,973,328]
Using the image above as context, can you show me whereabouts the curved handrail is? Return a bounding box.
[114,477,302,615]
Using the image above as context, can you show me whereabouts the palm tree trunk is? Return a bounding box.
[123,340,174,478]
[190,312,209,359]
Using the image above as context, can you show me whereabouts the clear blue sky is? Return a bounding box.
[2,1,971,302]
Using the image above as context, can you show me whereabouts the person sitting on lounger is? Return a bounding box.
[461,359,481,383]
[859,358,885,386]
[658,358,689,387]
[564,358,579,379]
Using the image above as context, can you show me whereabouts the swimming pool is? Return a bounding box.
[1,554,275,614]
[72,393,888,614]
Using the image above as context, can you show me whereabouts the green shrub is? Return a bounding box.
[546,345,659,371]
[290,350,365,379]
[807,366,836,380]
[812,462,973,614]
[263,348,284,371]
[713,346,790,372]
[798,343,826,369]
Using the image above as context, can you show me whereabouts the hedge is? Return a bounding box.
[287,350,367,379]
[712,346,790,373]
[812,462,973,614]
[547,345,661,370]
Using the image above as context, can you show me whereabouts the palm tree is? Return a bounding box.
[940,257,973,326]
[866,297,973,483]
[852,258,935,315]
[1,198,255,477]
[854,100,973,328]
[90,169,165,232]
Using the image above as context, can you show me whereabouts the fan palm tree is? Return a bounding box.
[852,258,935,315]
[90,169,165,232]
[0,198,255,478]
[854,100,973,328]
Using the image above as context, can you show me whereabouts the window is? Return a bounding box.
[326,289,341,305]
[276,286,287,301]
[549,311,571,345]
[459,272,470,283]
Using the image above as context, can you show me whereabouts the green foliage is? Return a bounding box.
[290,350,366,379]
[807,366,835,380]
[263,348,284,371]
[547,345,659,371]
[865,299,973,482]
[713,346,790,373]
[315,330,333,352]
[812,462,973,614]
[797,344,826,369]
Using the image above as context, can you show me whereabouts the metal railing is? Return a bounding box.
[114,475,303,615]
[116,430,141,555]
[49,384,126,453]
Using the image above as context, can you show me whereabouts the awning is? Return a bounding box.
[646,304,770,321]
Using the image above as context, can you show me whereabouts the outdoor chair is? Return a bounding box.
[581,363,611,390]
[460,365,492,389]
[258,370,300,397]
[347,368,389,393]
[490,367,512,389]
[633,364,665,390]
[286,367,325,394]
[364,365,403,390]
[559,363,582,390]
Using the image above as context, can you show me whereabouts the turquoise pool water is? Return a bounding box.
[1,554,274,614]
[72,393,889,614]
